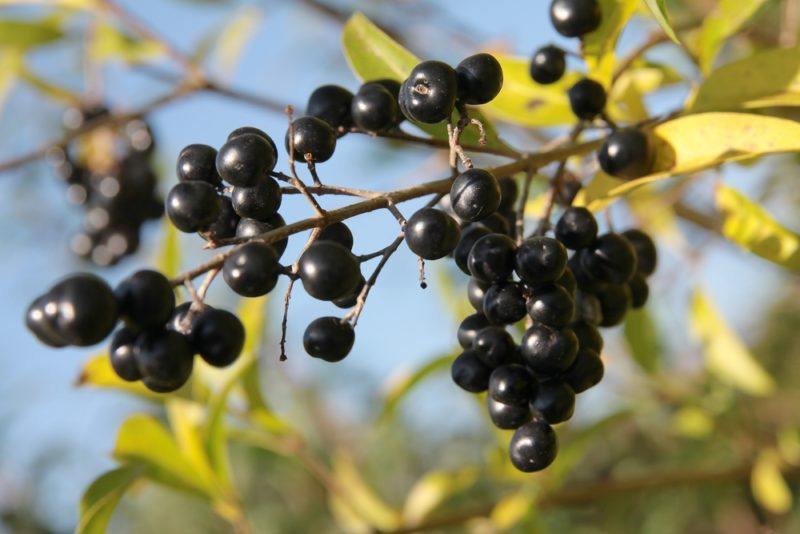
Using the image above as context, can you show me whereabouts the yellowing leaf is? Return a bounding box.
[331,450,400,530]
[583,0,638,86]
[210,6,262,77]
[609,61,684,122]
[716,184,800,271]
[641,0,680,43]
[691,291,775,396]
[0,0,97,7]
[90,22,165,64]
[672,406,714,438]
[751,449,792,514]
[623,308,661,373]
[76,352,164,401]
[0,18,63,50]
[695,0,768,74]
[401,469,477,526]
[166,399,220,494]
[379,353,454,421]
[156,217,180,279]
[691,46,800,112]
[77,465,140,534]
[491,491,535,530]
[0,50,23,116]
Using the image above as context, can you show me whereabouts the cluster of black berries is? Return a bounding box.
[25,269,245,392]
[47,105,163,266]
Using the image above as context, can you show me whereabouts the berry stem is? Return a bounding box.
[343,232,405,326]
[535,123,586,236]
[515,168,536,244]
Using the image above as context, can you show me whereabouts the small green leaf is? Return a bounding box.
[751,449,792,514]
[695,0,768,74]
[76,352,164,401]
[716,185,800,271]
[401,469,477,526]
[77,465,140,534]
[691,290,775,396]
[641,0,680,43]
[623,308,661,373]
[0,18,64,50]
[90,22,165,64]
[379,353,454,421]
[166,399,220,493]
[331,450,401,530]
[583,0,638,86]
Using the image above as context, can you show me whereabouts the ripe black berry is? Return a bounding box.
[450,169,501,222]
[451,350,491,393]
[109,327,142,382]
[574,291,603,325]
[177,144,221,186]
[555,207,598,249]
[167,302,194,333]
[509,420,558,472]
[473,326,516,367]
[190,308,245,367]
[332,276,365,309]
[583,233,637,284]
[515,236,568,285]
[223,242,281,297]
[303,317,355,362]
[227,127,280,164]
[405,208,461,260]
[562,348,604,393]
[216,133,277,187]
[489,364,537,405]
[399,60,458,124]
[520,324,578,375]
[457,313,492,348]
[298,241,361,301]
[531,381,575,424]
[622,229,657,276]
[285,116,337,163]
[467,278,489,312]
[530,45,566,85]
[488,397,532,429]
[569,251,607,294]
[598,128,652,180]
[595,283,631,327]
[456,53,503,105]
[571,320,604,353]
[26,293,67,348]
[556,267,577,295]
[483,282,527,325]
[497,177,519,212]
[115,270,175,329]
[628,274,649,308]
[306,85,353,131]
[166,181,220,233]
[318,221,354,251]
[201,196,240,242]
[567,78,607,120]
[236,213,288,256]
[51,274,119,346]
[135,329,194,393]
[550,0,602,38]
[351,83,399,132]
[467,233,516,283]
[231,177,282,221]
[526,283,575,327]
[454,223,492,274]
[479,212,512,236]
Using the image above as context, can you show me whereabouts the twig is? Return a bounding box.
[352,127,521,159]
[278,227,322,361]
[534,124,585,235]
[515,169,535,244]
[343,232,405,326]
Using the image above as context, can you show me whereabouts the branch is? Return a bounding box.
[352,127,521,159]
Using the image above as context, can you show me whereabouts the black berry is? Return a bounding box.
[303,317,355,362]
[515,236,568,285]
[574,291,603,325]
[526,283,575,327]
[531,381,575,424]
[567,78,606,120]
[456,53,503,105]
[114,270,175,329]
[298,241,361,301]
[622,229,657,276]
[451,350,491,393]
[628,274,649,308]
[26,292,68,348]
[467,233,516,283]
[109,327,142,382]
[190,308,245,367]
[177,144,221,186]
[351,83,399,133]
[595,283,631,327]
[571,320,604,353]
[497,177,519,212]
[562,348,604,393]
[231,177,282,221]
[222,242,281,297]
[457,313,492,348]
[450,169,501,222]
[556,267,577,295]
[467,278,489,312]
[555,207,598,249]
[530,45,566,85]
[473,326,516,367]
[236,213,288,256]
[489,364,537,405]
[509,420,558,472]
[488,397,532,429]
[166,181,220,233]
[520,324,579,375]
[216,133,276,187]
[583,233,637,284]
[318,221,354,250]
[51,274,118,346]
[399,60,458,124]
[306,85,353,131]
[135,329,194,393]
[227,127,280,164]
[483,282,527,325]
[405,208,461,260]
[285,116,337,163]
[598,128,652,180]
[332,276,365,309]
[201,195,240,242]
[550,0,602,38]
[454,223,492,274]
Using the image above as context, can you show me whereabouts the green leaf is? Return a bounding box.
[379,353,454,421]
[583,0,638,86]
[641,0,680,43]
[330,450,401,530]
[341,12,511,152]
[165,399,220,492]
[77,465,140,534]
[90,22,165,63]
[401,469,477,527]
[623,308,661,373]
[690,290,775,396]
[76,352,165,401]
[691,46,800,112]
[491,491,536,530]
[695,0,768,74]
[208,6,262,77]
[751,448,792,514]
[0,18,64,51]
[716,185,800,271]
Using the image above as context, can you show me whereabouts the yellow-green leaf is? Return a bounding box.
[583,0,638,86]
[75,352,164,401]
[751,449,792,514]
[641,0,680,43]
[331,450,401,530]
[715,184,800,271]
[156,217,181,279]
[90,22,165,64]
[209,6,262,77]
[166,399,220,493]
[623,308,661,373]
[691,46,800,112]
[672,406,714,438]
[379,353,454,421]
[690,290,775,396]
[0,0,97,7]
[77,465,140,534]
[341,12,511,152]
[0,18,63,50]
[491,491,535,530]
[401,469,477,527]
[0,50,23,115]
[695,0,768,74]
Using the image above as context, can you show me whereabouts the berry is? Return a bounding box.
[455,53,503,105]
[285,116,337,163]
[457,313,492,348]
[318,221,354,250]
[167,302,194,333]
[567,78,606,120]
[114,270,175,329]
[223,242,281,297]
[550,0,602,38]
[569,251,607,294]
[51,274,118,346]
[227,127,280,163]
[598,128,652,180]
[454,223,492,274]
[483,282,527,325]
[109,327,142,382]
[333,276,365,309]
[622,229,657,276]
[515,236,568,285]
[166,181,220,233]
[530,45,566,85]
[405,208,461,260]
[574,291,603,325]
[526,283,575,327]
[298,241,361,301]
[480,212,512,236]
[370,79,401,100]
[351,83,399,132]
[190,308,245,367]
[473,326,516,367]
[595,283,631,327]
[216,133,277,187]
[571,320,604,353]
[450,169,501,222]
[399,60,458,124]
[467,278,489,312]
[306,85,353,131]
[25,293,68,348]
[520,324,579,375]
[497,177,519,212]
[201,195,240,242]
[509,420,558,472]
[584,233,637,284]
[451,350,491,393]
[467,233,516,283]
[556,267,577,295]
[531,381,575,424]
[488,397,532,429]
[236,213,288,256]
[489,364,537,405]
[628,274,649,308]
[555,207,598,249]
[176,144,221,186]
[135,329,194,393]
[231,177,282,221]
[562,348,604,393]
[303,317,355,362]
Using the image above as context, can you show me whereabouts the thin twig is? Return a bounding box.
[343,232,405,326]
[534,124,585,235]
[515,169,535,244]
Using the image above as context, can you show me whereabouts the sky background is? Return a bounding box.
[0,0,790,529]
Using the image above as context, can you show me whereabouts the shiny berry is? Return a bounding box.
[351,83,399,132]
[190,308,245,367]
[526,283,575,327]
[488,397,532,429]
[497,177,519,212]
[450,169,501,222]
[562,348,604,393]
[399,60,458,124]
[584,233,637,284]
[532,381,575,424]
[456,53,503,105]
[467,278,489,312]
[622,229,657,276]
[468,233,516,283]
[473,326,516,368]
[454,223,492,274]
[550,0,602,38]
[595,283,631,327]
[223,242,281,297]
[520,324,578,375]
[298,241,361,301]
[530,45,566,85]
[451,350,491,393]
[574,291,603,325]
[318,221,354,250]
[167,302,194,334]
[25,292,68,347]
[509,420,558,472]
[51,274,118,346]
[306,85,353,131]
[556,267,577,295]
[135,329,194,393]
[569,251,607,294]
[201,196,240,242]
[483,282,527,325]
[285,116,337,163]
[166,181,220,233]
[598,128,652,180]
[480,212,512,236]
[227,126,280,163]
[216,133,276,187]
[109,327,142,382]
[332,276,365,309]
[567,78,606,120]
[114,270,175,329]
[457,313,491,348]
[236,213,288,256]
[231,177,282,221]
[555,207,598,249]
[303,317,355,362]
[628,274,649,308]
[489,364,537,405]
[176,144,221,186]
[515,236,567,285]
[571,320,604,353]
[405,208,461,260]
